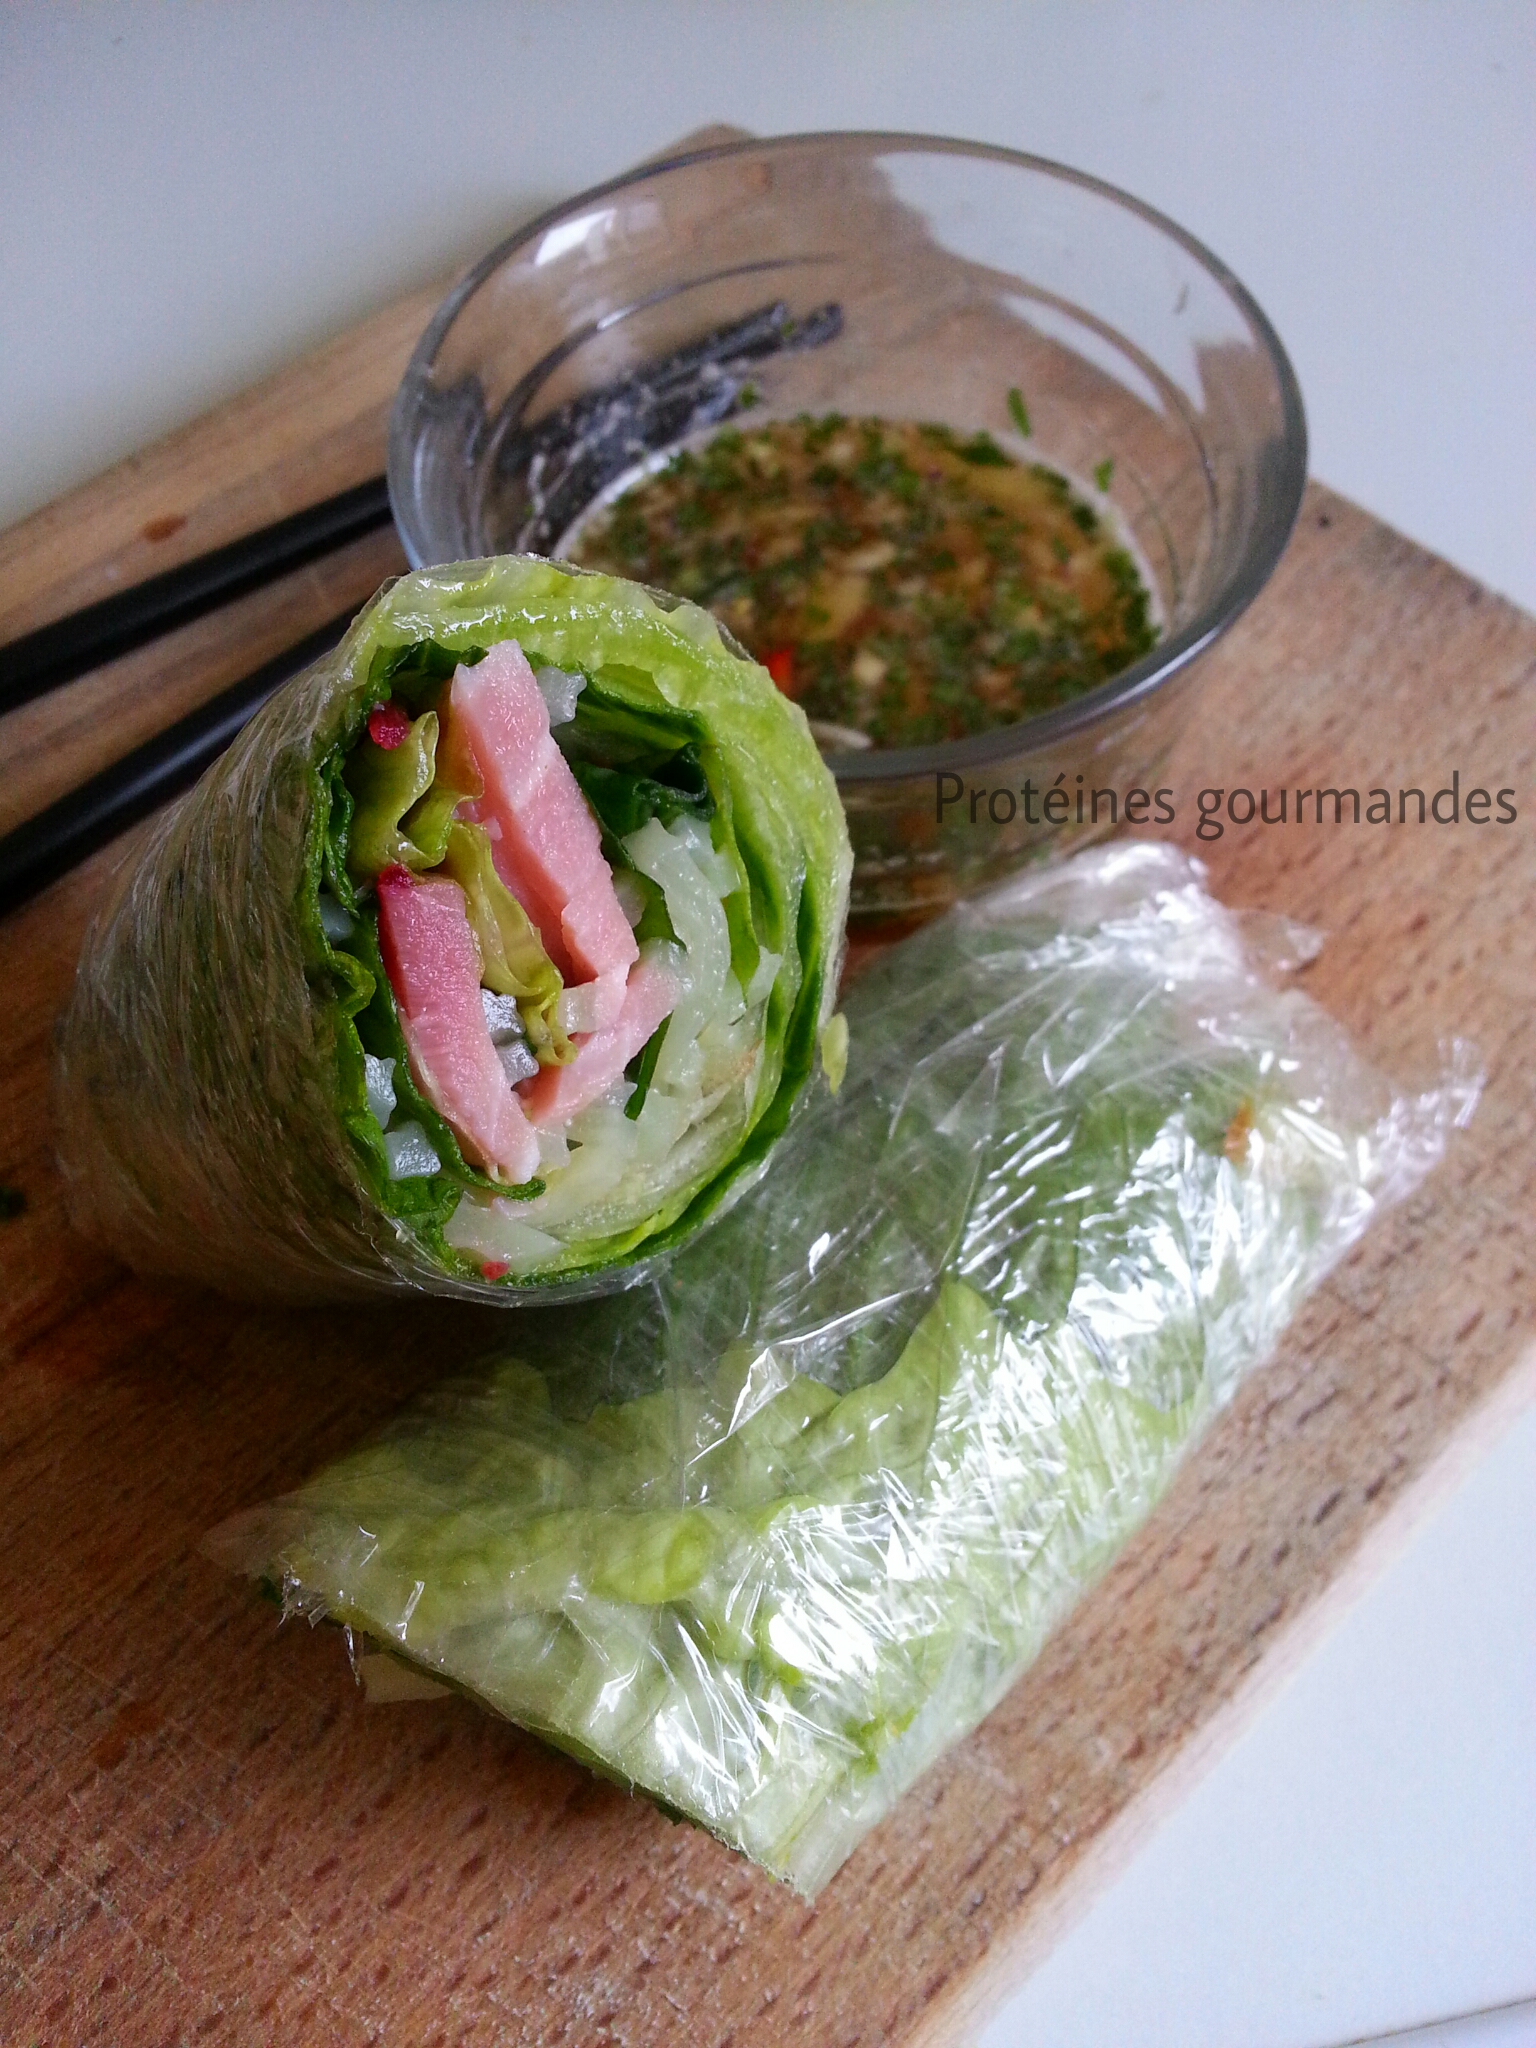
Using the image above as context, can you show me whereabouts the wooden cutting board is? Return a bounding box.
[3,265,1535,2048]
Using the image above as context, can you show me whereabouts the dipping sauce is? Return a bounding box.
[567,414,1157,752]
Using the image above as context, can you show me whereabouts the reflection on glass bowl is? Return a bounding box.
[390,132,1307,920]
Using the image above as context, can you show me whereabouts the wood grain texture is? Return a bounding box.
[3,277,1536,2047]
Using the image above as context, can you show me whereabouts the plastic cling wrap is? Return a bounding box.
[55,558,851,1303]
[210,845,1470,1892]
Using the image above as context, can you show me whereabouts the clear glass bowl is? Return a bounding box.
[390,133,1307,920]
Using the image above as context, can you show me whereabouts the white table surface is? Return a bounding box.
[3,7,1533,2044]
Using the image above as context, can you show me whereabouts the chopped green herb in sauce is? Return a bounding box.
[568,415,1157,751]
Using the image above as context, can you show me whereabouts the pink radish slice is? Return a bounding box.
[450,642,638,992]
[519,957,678,1129]
[375,866,541,1185]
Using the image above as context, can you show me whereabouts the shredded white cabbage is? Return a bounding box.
[745,948,782,1007]
[662,814,739,898]
[611,868,648,928]
[535,1127,572,1173]
[555,979,610,1035]
[625,818,732,1088]
[442,1202,563,1266]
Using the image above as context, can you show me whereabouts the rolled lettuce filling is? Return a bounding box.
[57,558,851,1300]
[329,636,776,1279]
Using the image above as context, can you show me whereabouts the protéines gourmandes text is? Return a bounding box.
[935,771,1517,840]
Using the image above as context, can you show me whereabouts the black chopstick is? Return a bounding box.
[0,474,390,717]
[0,295,844,721]
[0,609,354,912]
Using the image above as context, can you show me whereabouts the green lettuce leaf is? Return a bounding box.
[568,747,713,841]
[345,710,440,876]
[438,822,571,1067]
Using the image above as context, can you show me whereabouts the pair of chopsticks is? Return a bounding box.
[0,476,395,908]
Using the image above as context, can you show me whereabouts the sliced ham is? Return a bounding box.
[451,641,638,1006]
[376,867,541,1185]
[518,957,678,1129]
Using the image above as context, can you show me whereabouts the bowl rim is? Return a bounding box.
[389,129,1308,784]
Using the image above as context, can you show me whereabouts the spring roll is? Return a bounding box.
[56,558,851,1301]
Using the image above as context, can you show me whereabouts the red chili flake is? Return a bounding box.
[377,863,414,895]
[480,1260,510,1282]
[1224,1099,1255,1168]
[367,700,411,750]
[763,647,797,696]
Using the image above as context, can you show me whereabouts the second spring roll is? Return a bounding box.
[208,844,1468,1892]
